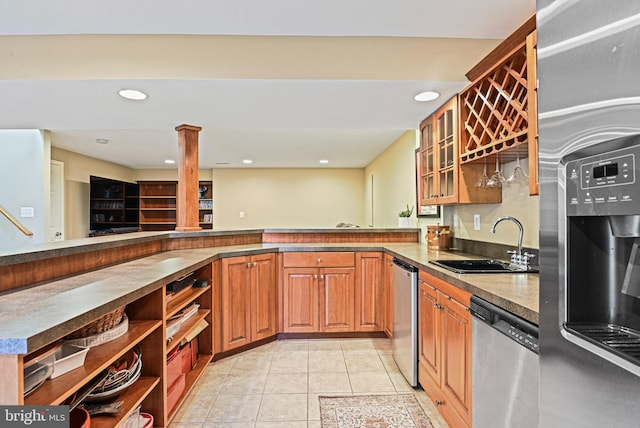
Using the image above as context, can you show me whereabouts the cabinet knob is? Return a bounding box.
[317,258,322,263]
[253,262,257,267]
[320,274,325,279]
[246,262,252,268]
[435,400,444,406]
[314,274,318,279]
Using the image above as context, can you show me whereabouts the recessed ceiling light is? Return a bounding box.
[164,159,175,164]
[242,159,253,164]
[414,91,440,102]
[95,138,109,144]
[319,159,329,164]
[118,89,148,101]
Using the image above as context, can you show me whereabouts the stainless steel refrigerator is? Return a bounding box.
[538,1,640,426]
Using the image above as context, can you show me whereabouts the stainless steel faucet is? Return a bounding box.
[490,216,534,270]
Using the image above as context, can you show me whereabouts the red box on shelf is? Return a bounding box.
[167,342,192,387]
[167,373,186,415]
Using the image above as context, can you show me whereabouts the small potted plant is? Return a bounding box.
[398,204,414,228]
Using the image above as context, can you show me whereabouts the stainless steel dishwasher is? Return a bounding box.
[470,295,539,428]
[392,257,419,386]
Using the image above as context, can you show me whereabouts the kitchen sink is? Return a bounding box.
[429,259,538,274]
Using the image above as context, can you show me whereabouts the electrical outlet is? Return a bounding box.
[453,214,459,228]
[239,211,245,218]
[474,214,481,230]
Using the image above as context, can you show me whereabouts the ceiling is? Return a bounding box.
[0,0,536,169]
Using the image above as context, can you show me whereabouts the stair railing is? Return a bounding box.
[0,204,34,236]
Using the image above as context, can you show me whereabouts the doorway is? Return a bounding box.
[49,160,64,241]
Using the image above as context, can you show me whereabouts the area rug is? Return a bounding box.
[319,394,434,428]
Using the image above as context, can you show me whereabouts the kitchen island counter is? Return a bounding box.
[0,230,537,355]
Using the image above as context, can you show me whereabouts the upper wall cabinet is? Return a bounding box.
[419,96,458,205]
[458,15,538,195]
[419,97,501,206]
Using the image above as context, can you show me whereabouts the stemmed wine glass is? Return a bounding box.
[487,155,506,187]
[506,152,529,184]
[475,158,490,188]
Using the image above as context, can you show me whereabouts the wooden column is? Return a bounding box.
[175,124,202,232]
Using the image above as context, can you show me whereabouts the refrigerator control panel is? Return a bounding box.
[566,144,640,216]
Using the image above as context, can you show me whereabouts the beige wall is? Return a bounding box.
[449,159,539,249]
[211,168,365,229]
[364,130,417,228]
[51,142,538,247]
[364,130,443,244]
[51,147,136,239]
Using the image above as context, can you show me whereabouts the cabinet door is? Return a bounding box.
[420,115,438,205]
[435,97,458,204]
[221,256,252,351]
[418,281,441,386]
[355,252,383,332]
[250,253,277,341]
[319,267,355,332]
[383,254,394,337]
[441,296,472,427]
[282,267,318,332]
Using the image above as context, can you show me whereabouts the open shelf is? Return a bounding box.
[25,320,161,405]
[166,285,211,319]
[166,309,211,354]
[166,353,213,424]
[90,376,160,428]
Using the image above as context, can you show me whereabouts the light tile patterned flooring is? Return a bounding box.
[169,338,449,428]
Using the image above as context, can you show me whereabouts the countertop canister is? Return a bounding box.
[426,225,450,250]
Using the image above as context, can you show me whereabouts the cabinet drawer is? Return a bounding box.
[283,252,354,268]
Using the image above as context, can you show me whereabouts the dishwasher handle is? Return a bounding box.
[393,257,418,272]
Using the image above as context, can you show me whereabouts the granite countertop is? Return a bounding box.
[0,239,538,355]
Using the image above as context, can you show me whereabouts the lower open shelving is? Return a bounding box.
[90,377,160,428]
[25,320,162,406]
[167,353,213,424]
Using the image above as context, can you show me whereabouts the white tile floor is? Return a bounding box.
[169,338,449,428]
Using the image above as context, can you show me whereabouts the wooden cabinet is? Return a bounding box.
[197,181,213,229]
[419,96,458,205]
[419,97,501,205]
[138,181,178,231]
[418,270,472,428]
[458,15,538,196]
[282,252,355,333]
[139,180,213,231]
[250,253,278,341]
[220,253,277,352]
[526,30,539,195]
[383,254,394,338]
[89,175,139,233]
[355,252,383,332]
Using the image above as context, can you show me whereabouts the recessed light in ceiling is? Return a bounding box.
[118,89,148,101]
[242,159,253,164]
[414,91,440,102]
[319,159,329,164]
[164,159,175,164]
[95,138,109,144]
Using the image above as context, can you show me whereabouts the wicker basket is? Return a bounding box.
[65,306,126,340]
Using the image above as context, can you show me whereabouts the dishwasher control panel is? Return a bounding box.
[470,295,539,354]
[506,324,539,353]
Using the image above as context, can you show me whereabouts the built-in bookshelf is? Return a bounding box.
[89,176,139,233]
[138,181,212,231]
